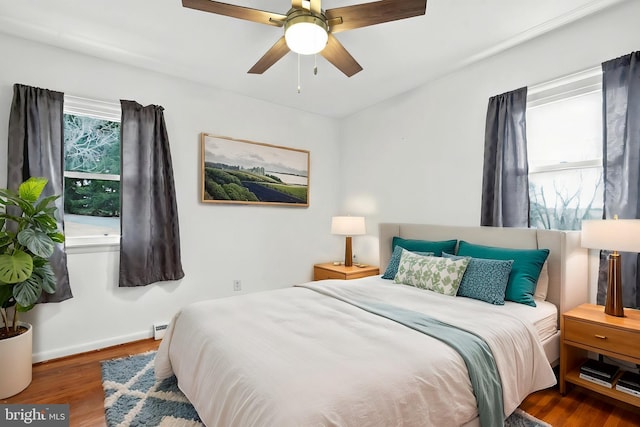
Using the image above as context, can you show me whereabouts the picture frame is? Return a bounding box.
[201,133,310,206]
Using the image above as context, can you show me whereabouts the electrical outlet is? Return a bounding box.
[233,280,241,291]
[153,322,169,340]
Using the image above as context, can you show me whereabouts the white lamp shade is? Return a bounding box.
[331,216,366,236]
[581,219,640,252]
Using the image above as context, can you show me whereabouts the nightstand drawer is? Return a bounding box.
[314,268,346,280]
[564,317,640,358]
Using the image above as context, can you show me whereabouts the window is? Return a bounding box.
[63,96,121,243]
[526,68,604,231]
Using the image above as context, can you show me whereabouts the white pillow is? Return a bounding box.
[534,261,549,300]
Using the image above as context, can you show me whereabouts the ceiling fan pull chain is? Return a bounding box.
[297,53,302,94]
[314,54,318,75]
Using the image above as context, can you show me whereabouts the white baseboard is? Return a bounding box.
[32,330,153,363]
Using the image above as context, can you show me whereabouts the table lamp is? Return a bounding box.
[331,216,365,267]
[581,217,640,317]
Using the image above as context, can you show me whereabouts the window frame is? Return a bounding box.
[63,95,121,249]
[526,67,604,230]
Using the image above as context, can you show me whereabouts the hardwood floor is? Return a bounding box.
[521,384,640,426]
[3,338,640,426]
[2,339,161,427]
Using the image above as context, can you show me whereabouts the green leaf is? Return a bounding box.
[0,191,31,214]
[32,257,46,268]
[13,276,41,307]
[34,264,56,294]
[0,213,23,224]
[16,303,35,312]
[18,228,55,258]
[0,251,34,284]
[42,206,57,215]
[33,214,58,231]
[48,232,65,244]
[0,188,19,204]
[19,202,34,217]
[0,233,11,250]
[34,194,60,213]
[19,177,48,203]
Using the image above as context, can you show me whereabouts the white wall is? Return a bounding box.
[341,0,640,269]
[0,33,343,362]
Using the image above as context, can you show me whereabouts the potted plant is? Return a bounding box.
[0,177,64,399]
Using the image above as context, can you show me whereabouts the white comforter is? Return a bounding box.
[156,277,556,427]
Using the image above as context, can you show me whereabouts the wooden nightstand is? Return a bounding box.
[560,303,640,407]
[313,263,379,281]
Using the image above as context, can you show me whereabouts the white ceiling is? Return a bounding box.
[0,0,627,118]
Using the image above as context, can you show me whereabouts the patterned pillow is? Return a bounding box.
[382,245,434,279]
[456,241,549,307]
[394,249,469,296]
[442,252,513,305]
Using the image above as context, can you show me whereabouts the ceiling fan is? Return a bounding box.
[182,0,427,77]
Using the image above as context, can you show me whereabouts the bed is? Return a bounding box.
[156,223,588,427]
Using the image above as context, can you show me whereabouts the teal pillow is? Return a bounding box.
[382,245,433,279]
[456,241,549,307]
[442,252,513,305]
[392,237,457,257]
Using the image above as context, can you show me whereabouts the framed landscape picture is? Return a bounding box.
[201,134,310,206]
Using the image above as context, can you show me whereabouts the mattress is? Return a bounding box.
[510,299,558,342]
[362,275,559,343]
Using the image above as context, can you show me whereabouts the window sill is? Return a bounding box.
[65,235,120,254]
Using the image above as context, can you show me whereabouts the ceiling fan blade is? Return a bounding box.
[325,0,426,33]
[182,0,286,26]
[248,37,290,74]
[320,34,362,77]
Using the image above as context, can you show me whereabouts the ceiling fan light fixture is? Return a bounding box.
[184,0,427,77]
[284,14,328,55]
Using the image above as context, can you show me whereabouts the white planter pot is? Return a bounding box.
[0,322,33,399]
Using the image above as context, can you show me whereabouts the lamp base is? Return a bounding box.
[605,252,624,317]
[344,236,353,267]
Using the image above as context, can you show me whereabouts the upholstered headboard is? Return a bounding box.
[379,223,588,326]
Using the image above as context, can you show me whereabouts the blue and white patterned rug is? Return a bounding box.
[101,352,551,427]
[101,351,202,426]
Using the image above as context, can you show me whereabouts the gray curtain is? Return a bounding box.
[7,83,72,302]
[480,87,530,227]
[119,100,184,287]
[598,51,640,308]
